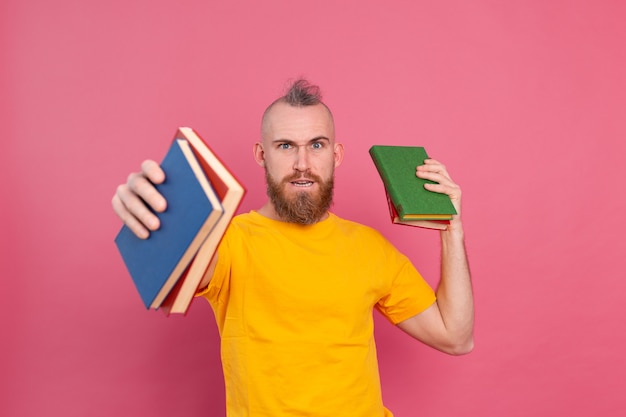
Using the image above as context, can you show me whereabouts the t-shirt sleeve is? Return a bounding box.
[194,227,235,335]
[195,224,233,306]
[375,252,436,325]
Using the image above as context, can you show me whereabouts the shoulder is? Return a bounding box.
[230,212,254,226]
[218,212,254,242]
[329,213,391,246]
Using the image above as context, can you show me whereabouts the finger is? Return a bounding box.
[423,181,461,198]
[417,158,456,187]
[419,159,462,215]
[424,181,462,214]
[423,158,441,165]
[416,169,454,188]
[417,159,450,178]
[116,181,162,232]
[127,170,167,213]
[141,160,165,184]
[111,192,152,239]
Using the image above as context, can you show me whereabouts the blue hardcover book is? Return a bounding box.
[115,139,224,309]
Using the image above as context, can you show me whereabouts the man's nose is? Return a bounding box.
[293,146,310,171]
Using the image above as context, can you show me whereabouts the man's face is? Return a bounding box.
[254,102,344,224]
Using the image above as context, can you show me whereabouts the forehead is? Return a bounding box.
[262,102,335,143]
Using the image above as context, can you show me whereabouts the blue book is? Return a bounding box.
[115,139,224,309]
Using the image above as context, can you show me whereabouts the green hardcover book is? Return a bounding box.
[369,145,457,230]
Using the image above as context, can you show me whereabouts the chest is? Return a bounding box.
[225,229,389,341]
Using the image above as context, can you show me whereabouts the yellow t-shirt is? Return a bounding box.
[198,211,436,417]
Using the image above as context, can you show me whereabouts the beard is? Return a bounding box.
[265,169,334,225]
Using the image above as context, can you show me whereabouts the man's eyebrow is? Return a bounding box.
[310,136,331,142]
[271,136,331,144]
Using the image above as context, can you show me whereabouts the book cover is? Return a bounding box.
[369,145,457,224]
[385,190,449,230]
[159,127,246,315]
[115,138,224,309]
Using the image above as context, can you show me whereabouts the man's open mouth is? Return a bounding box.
[291,180,314,187]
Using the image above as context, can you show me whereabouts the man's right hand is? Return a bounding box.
[111,160,167,239]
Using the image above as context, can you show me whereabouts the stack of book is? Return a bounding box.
[369,145,457,230]
[115,127,245,315]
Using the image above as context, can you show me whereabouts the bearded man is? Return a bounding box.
[112,79,474,417]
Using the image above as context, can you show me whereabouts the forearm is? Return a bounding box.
[435,222,474,352]
[408,158,474,353]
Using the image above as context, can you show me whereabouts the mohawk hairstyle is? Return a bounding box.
[261,78,334,135]
[281,78,323,107]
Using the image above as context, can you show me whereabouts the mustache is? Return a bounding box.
[282,171,323,184]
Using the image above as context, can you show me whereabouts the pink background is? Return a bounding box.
[2,1,625,416]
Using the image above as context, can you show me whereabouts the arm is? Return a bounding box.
[396,159,474,355]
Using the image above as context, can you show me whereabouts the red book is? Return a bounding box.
[159,127,246,315]
[385,190,449,230]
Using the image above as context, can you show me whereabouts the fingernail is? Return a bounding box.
[148,218,159,230]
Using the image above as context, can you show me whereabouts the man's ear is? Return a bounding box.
[253,142,265,167]
[334,143,345,168]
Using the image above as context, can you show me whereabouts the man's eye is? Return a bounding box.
[279,143,291,150]
[312,142,323,149]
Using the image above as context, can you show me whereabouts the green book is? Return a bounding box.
[369,145,457,230]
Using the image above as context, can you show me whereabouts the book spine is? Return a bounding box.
[369,149,409,218]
